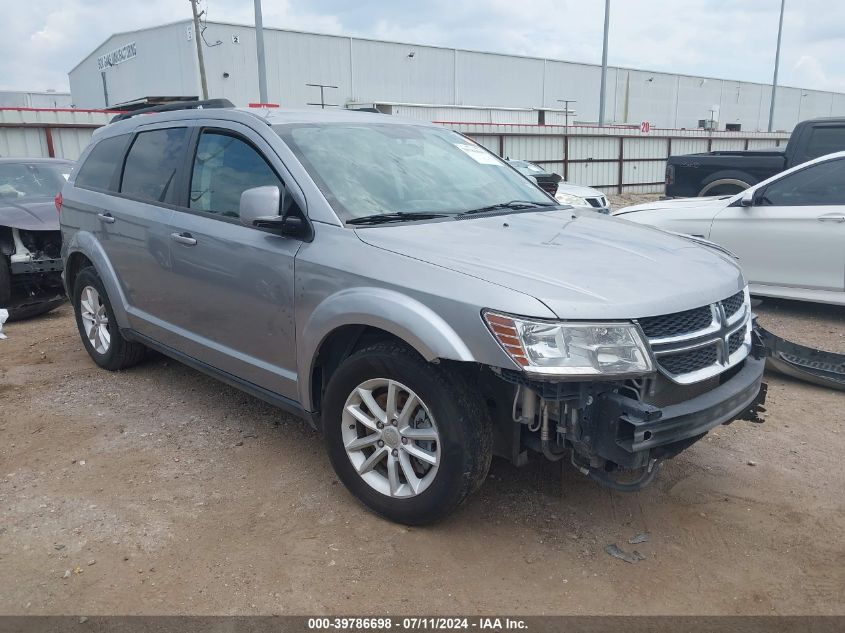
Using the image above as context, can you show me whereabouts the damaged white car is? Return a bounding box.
[0,158,70,320]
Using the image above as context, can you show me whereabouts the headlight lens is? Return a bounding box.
[484,311,654,376]
[555,191,588,206]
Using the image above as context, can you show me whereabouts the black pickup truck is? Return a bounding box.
[665,117,845,197]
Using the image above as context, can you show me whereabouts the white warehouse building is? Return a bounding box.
[69,20,845,132]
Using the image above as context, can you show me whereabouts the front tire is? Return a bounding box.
[323,342,491,525]
[72,267,146,370]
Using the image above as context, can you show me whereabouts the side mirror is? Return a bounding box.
[739,190,755,207]
[239,186,281,227]
[239,185,312,241]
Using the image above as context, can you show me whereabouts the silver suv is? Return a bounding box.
[60,101,766,524]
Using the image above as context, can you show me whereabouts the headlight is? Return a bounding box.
[484,311,654,377]
[555,192,588,206]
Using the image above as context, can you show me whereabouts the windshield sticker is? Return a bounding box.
[455,143,502,165]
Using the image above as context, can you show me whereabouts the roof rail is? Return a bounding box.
[110,99,235,123]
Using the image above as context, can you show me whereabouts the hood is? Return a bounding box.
[557,181,605,199]
[355,210,744,320]
[0,198,60,231]
[613,195,731,216]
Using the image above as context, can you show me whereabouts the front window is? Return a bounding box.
[276,123,552,221]
[0,162,70,201]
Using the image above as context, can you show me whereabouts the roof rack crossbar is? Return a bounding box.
[110,99,235,123]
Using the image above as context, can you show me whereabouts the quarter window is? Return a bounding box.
[75,134,130,191]
[120,128,188,203]
[189,131,283,218]
[759,158,845,207]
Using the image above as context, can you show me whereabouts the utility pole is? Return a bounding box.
[254,0,269,104]
[598,0,610,126]
[768,0,785,132]
[190,0,209,100]
[557,99,577,130]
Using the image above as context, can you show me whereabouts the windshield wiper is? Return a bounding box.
[346,212,450,226]
[457,200,558,216]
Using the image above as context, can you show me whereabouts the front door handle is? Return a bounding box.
[817,214,845,223]
[170,232,198,246]
[97,212,115,224]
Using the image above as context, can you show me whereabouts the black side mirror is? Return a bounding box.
[253,214,313,242]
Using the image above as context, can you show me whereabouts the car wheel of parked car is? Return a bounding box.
[73,267,146,370]
[323,341,492,525]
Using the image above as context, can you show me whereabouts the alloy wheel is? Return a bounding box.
[341,378,440,498]
[79,286,110,355]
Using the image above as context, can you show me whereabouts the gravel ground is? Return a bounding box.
[1,303,843,616]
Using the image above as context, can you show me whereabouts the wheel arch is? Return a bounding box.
[698,173,754,196]
[62,232,131,329]
[299,288,476,413]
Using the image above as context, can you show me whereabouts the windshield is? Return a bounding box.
[276,123,552,221]
[0,162,70,202]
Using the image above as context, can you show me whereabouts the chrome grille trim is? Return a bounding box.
[640,287,752,385]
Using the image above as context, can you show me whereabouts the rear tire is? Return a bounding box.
[72,267,146,370]
[323,341,492,525]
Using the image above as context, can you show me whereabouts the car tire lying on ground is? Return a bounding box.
[322,341,492,525]
[72,266,146,370]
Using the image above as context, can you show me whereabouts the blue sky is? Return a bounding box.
[4,0,843,94]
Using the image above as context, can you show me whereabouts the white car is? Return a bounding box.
[613,151,845,306]
[507,160,610,213]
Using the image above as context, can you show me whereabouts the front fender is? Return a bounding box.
[62,230,131,329]
[298,287,476,411]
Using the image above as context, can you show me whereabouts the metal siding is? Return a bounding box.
[0,128,46,158]
[568,161,618,188]
[674,75,726,129]
[670,138,709,155]
[455,51,543,108]
[66,22,845,133]
[503,136,564,163]
[352,40,454,105]
[622,160,665,185]
[568,136,618,161]
[51,128,96,160]
[467,135,500,153]
[69,22,198,108]
[543,61,605,121]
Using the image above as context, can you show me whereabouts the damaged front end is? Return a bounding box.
[479,292,768,491]
[1,226,65,320]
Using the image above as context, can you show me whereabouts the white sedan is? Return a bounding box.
[614,151,845,306]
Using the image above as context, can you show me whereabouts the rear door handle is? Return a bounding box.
[97,212,115,224]
[817,214,845,223]
[170,232,198,246]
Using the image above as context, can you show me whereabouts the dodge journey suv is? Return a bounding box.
[61,101,766,524]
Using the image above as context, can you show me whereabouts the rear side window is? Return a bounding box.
[75,134,129,191]
[121,128,188,203]
[804,126,845,160]
[189,131,283,218]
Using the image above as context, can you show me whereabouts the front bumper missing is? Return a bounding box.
[590,354,767,469]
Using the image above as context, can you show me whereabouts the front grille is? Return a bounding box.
[722,291,744,318]
[639,305,713,339]
[538,182,558,195]
[643,290,751,384]
[659,345,718,375]
[586,196,608,208]
[728,330,745,355]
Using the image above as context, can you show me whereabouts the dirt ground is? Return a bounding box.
[1,301,843,616]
